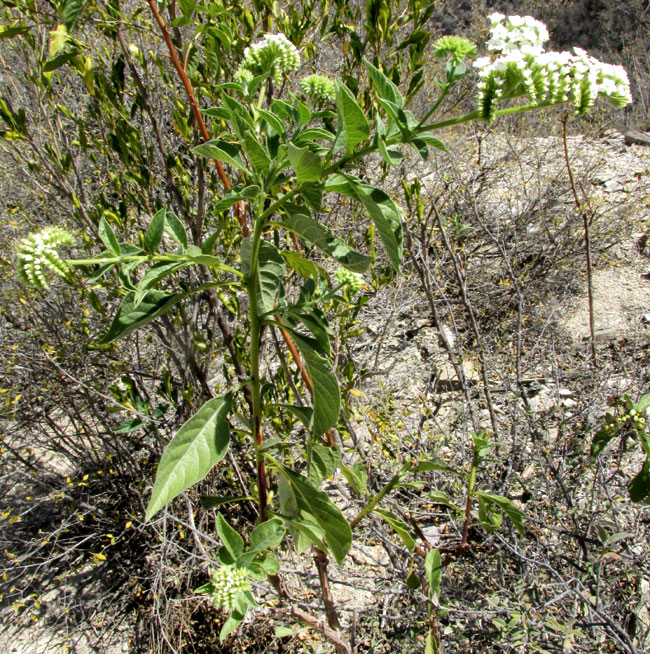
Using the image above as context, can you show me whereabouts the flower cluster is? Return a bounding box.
[334,267,364,295]
[16,226,75,290]
[237,33,301,84]
[433,36,477,62]
[474,13,632,121]
[209,566,251,611]
[300,74,336,102]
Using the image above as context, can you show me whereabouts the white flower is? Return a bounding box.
[238,33,301,84]
[16,226,75,290]
[209,567,251,611]
[475,14,632,121]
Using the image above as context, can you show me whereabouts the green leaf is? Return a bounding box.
[98,215,120,256]
[635,394,650,414]
[425,548,442,597]
[100,290,185,344]
[249,518,285,552]
[277,210,371,273]
[416,132,448,152]
[257,108,285,136]
[627,458,650,502]
[200,495,255,509]
[476,492,525,535]
[373,508,415,552]
[308,443,340,487]
[133,262,186,307]
[241,239,285,316]
[144,208,166,253]
[192,140,251,176]
[145,394,232,521]
[290,332,340,436]
[378,138,404,166]
[340,462,368,497]
[272,463,351,564]
[216,512,244,558]
[364,60,404,108]
[278,404,313,431]
[428,491,463,515]
[591,425,620,457]
[333,81,370,155]
[242,132,271,174]
[325,174,403,271]
[220,611,245,640]
[0,24,31,39]
[287,143,322,184]
[164,211,188,249]
[281,250,320,281]
[62,0,85,31]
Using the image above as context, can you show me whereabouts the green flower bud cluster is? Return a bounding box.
[433,36,477,62]
[209,566,251,611]
[237,33,301,84]
[335,267,364,295]
[300,74,336,102]
[603,408,648,434]
[16,226,75,290]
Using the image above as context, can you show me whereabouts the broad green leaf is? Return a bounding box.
[256,108,285,136]
[428,490,463,515]
[145,394,232,521]
[635,393,650,414]
[373,508,415,552]
[325,174,403,271]
[100,290,185,344]
[276,211,371,273]
[200,495,255,508]
[364,60,404,108]
[220,611,245,641]
[287,143,322,184]
[296,127,335,142]
[627,458,650,502]
[133,262,186,307]
[164,211,188,249]
[308,443,340,487]
[98,215,120,256]
[340,462,368,497]
[591,425,620,457]
[249,518,285,552]
[290,332,340,436]
[0,24,31,39]
[242,133,271,174]
[62,0,85,31]
[144,208,166,253]
[241,239,285,316]
[333,81,370,155]
[279,404,313,431]
[378,138,404,166]
[273,463,351,564]
[213,185,260,213]
[478,495,503,533]
[216,512,244,558]
[192,140,251,176]
[476,492,525,535]
[425,548,442,597]
[416,132,448,152]
[281,250,320,281]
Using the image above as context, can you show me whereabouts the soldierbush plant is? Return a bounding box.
[9,5,633,650]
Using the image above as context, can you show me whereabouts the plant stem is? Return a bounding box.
[461,447,479,549]
[562,112,597,362]
[246,211,269,522]
[350,468,404,529]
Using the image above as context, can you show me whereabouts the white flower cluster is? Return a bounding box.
[334,267,364,295]
[209,566,250,611]
[16,226,75,290]
[238,33,301,84]
[474,13,632,121]
[300,74,336,102]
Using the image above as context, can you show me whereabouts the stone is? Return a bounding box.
[625,130,650,147]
